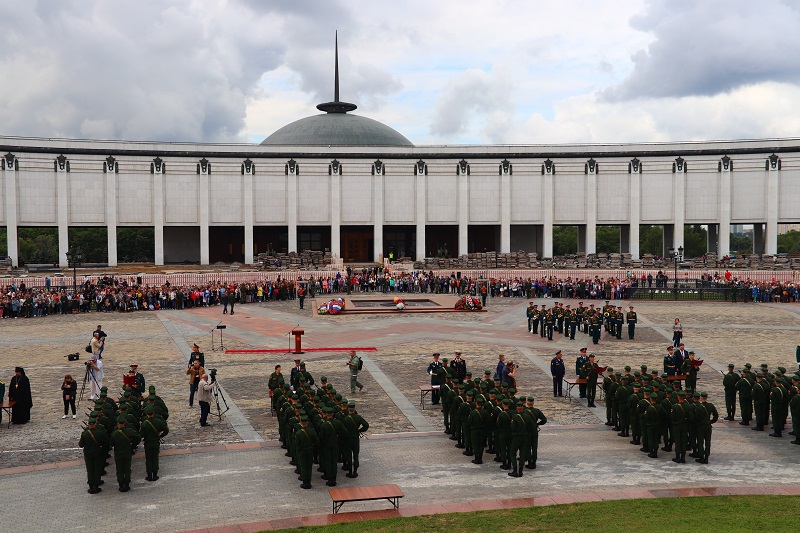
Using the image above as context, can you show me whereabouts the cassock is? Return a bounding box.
[9,367,32,424]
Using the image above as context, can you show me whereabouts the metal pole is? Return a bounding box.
[72,261,77,293]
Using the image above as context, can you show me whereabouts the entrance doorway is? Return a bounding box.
[341,225,374,262]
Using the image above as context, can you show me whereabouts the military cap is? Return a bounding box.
[476,397,485,403]
[614,371,622,376]
[555,350,562,355]
[622,375,631,381]
[453,378,460,384]
[320,376,327,381]
[526,396,534,403]
[661,373,669,379]
[676,390,686,397]
[588,353,595,358]
[515,401,524,407]
[466,371,473,376]
[312,395,321,401]
[640,365,648,371]
[145,406,154,415]
[101,386,108,392]
[116,416,126,424]
[624,366,631,371]
[484,370,491,376]
[607,367,614,372]
[700,392,708,397]
[744,363,752,368]
[455,351,462,354]
[442,358,449,363]
[778,366,787,374]
[643,388,652,394]
[123,391,131,398]
[728,364,735,368]
[633,382,641,388]
[118,403,128,411]
[761,363,769,368]
[518,395,526,402]
[340,398,349,404]
[466,390,475,397]
[501,399,511,406]
[299,361,306,367]
[489,389,498,395]
[148,385,156,392]
[322,407,333,413]
[458,384,466,390]
[480,382,489,389]
[634,371,641,377]
[688,351,695,355]
[347,400,356,407]
[300,414,308,421]
[88,414,98,421]
[508,387,516,394]
[94,398,104,405]
[326,384,334,390]
[693,392,701,398]
[580,347,587,352]
[291,394,299,400]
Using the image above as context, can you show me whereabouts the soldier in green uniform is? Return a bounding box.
[583,354,600,408]
[752,373,768,431]
[524,396,547,469]
[110,416,141,492]
[507,401,528,477]
[343,401,369,478]
[694,392,718,463]
[769,377,787,437]
[458,390,474,456]
[450,383,465,447]
[626,306,637,339]
[790,382,800,445]
[628,382,642,446]
[643,394,661,458]
[141,405,169,481]
[609,372,622,430]
[468,397,489,464]
[722,364,740,420]
[591,311,601,344]
[682,352,700,391]
[602,368,615,425]
[317,408,340,486]
[79,415,109,494]
[295,415,319,489]
[495,399,512,470]
[670,390,689,463]
[268,365,284,413]
[526,302,536,332]
[440,361,452,434]
[659,386,673,452]
[637,388,652,452]
[737,367,754,425]
[615,375,632,437]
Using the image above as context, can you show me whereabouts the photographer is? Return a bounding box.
[92,325,107,358]
[88,353,104,400]
[197,373,216,427]
[502,360,517,389]
[61,374,77,419]
[186,360,205,407]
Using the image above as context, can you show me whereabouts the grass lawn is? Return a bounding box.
[274,495,797,532]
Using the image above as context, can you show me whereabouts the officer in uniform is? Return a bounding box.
[682,352,700,391]
[643,392,660,458]
[468,396,489,464]
[524,396,547,469]
[507,401,528,477]
[626,306,637,339]
[342,401,369,478]
[110,416,141,492]
[317,407,340,486]
[722,364,740,420]
[79,414,109,494]
[427,353,443,405]
[583,353,599,407]
[694,392,718,463]
[495,398,512,470]
[789,381,800,445]
[769,377,787,438]
[295,414,319,489]
[664,347,678,376]
[526,302,536,332]
[737,366,754,425]
[752,373,768,431]
[141,405,169,481]
[550,351,565,396]
[575,348,589,398]
[670,390,689,463]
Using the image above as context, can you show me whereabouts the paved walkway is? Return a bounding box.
[1,296,799,532]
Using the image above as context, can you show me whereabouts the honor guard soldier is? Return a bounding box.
[295,415,319,489]
[722,364,740,420]
[523,396,547,469]
[664,347,678,376]
[79,414,109,494]
[111,416,141,492]
[343,401,369,478]
[626,306,637,339]
[427,353,444,405]
[141,405,169,481]
[507,401,528,477]
[550,351,565,396]
[575,348,589,398]
[694,392,718,463]
[526,303,536,332]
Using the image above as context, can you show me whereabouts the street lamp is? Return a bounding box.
[65,249,82,293]
[668,246,684,289]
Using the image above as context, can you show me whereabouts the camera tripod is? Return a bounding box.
[211,377,230,420]
[77,362,102,410]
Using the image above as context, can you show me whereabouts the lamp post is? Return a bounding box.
[668,246,684,290]
[65,249,82,293]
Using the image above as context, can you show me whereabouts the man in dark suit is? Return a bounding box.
[426,353,444,405]
[550,350,565,396]
[675,343,689,369]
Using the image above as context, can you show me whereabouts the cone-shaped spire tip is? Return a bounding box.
[317,31,357,114]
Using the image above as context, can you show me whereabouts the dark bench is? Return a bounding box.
[0,401,16,428]
[328,484,405,514]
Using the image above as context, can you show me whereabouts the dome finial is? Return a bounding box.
[317,31,357,114]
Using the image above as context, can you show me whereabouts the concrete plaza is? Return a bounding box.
[0,294,798,532]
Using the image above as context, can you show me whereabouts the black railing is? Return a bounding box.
[625,287,753,302]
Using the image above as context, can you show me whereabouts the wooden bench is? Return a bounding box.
[328,484,404,514]
[0,401,15,428]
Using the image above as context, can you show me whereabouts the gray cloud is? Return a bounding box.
[430,69,513,139]
[604,0,800,101]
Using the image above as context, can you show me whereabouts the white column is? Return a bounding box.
[287,169,298,253]
[199,171,210,265]
[458,171,468,255]
[586,166,597,254]
[673,162,686,252]
[153,170,165,265]
[56,162,69,267]
[243,169,254,264]
[500,170,511,253]
[330,168,341,257]
[106,168,117,266]
[629,162,641,260]
[373,170,384,262]
[766,161,779,255]
[3,160,19,267]
[416,171,426,261]
[718,164,731,256]
[543,169,554,257]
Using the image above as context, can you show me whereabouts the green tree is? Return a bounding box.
[68,227,108,263]
[118,227,155,262]
[18,227,58,264]
[553,226,577,256]
[639,225,663,256]
[683,225,707,259]
[0,227,7,257]
[730,233,753,255]
[777,230,800,254]
[596,226,620,253]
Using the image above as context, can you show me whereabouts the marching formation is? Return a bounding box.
[78,384,169,494]
[527,301,638,343]
[271,366,369,490]
[429,353,548,477]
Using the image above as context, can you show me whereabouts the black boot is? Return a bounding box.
[346,467,359,478]
[471,458,483,465]
[769,431,782,437]
[680,453,686,463]
[326,480,337,487]
[672,455,681,463]
[648,452,658,459]
[301,482,312,489]
[507,469,517,477]
[500,462,511,470]
[463,449,473,456]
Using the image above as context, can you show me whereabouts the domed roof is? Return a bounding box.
[260,112,413,147]
[260,32,413,148]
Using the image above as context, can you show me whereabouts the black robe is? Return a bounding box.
[9,373,32,424]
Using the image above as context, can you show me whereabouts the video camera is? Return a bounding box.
[209,368,217,382]
[65,352,80,362]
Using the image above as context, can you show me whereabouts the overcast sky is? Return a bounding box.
[1,0,799,146]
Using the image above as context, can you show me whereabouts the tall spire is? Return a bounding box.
[317,31,357,114]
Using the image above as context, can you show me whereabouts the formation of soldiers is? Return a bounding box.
[271,371,369,490]
[526,301,638,344]
[432,356,548,477]
[78,384,169,493]
[722,363,800,443]
[600,364,720,464]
